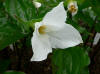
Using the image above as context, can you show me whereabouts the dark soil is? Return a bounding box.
[89,40,100,74]
[0,45,52,74]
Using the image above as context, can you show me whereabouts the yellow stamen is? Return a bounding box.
[38,25,46,34]
[69,5,77,13]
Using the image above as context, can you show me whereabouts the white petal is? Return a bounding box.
[48,23,83,48]
[93,33,100,45]
[42,2,67,26]
[31,22,52,61]
[74,1,78,9]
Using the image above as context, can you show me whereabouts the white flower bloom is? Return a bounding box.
[68,1,78,16]
[33,1,41,8]
[9,44,14,51]
[31,2,83,61]
[93,33,100,45]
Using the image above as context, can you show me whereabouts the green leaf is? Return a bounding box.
[90,0,100,18]
[95,22,100,32]
[78,0,91,10]
[0,19,25,50]
[0,5,25,50]
[80,67,89,74]
[4,0,37,21]
[52,46,90,74]
[3,71,25,74]
[74,11,94,27]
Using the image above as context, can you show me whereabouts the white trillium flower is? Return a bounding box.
[9,44,14,51]
[33,1,41,8]
[68,1,78,16]
[31,2,83,61]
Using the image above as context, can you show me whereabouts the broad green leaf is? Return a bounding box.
[4,0,60,20]
[0,4,25,50]
[4,0,37,21]
[78,0,91,10]
[3,71,25,74]
[94,16,100,32]
[52,46,90,74]
[35,0,64,4]
[95,22,100,32]
[0,17,25,50]
[90,0,100,18]
[80,67,89,74]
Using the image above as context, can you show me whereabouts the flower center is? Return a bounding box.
[38,25,46,34]
[69,5,77,13]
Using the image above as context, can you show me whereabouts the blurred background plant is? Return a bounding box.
[0,0,100,74]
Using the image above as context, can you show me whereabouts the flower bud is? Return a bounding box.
[68,1,78,16]
[33,1,41,8]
